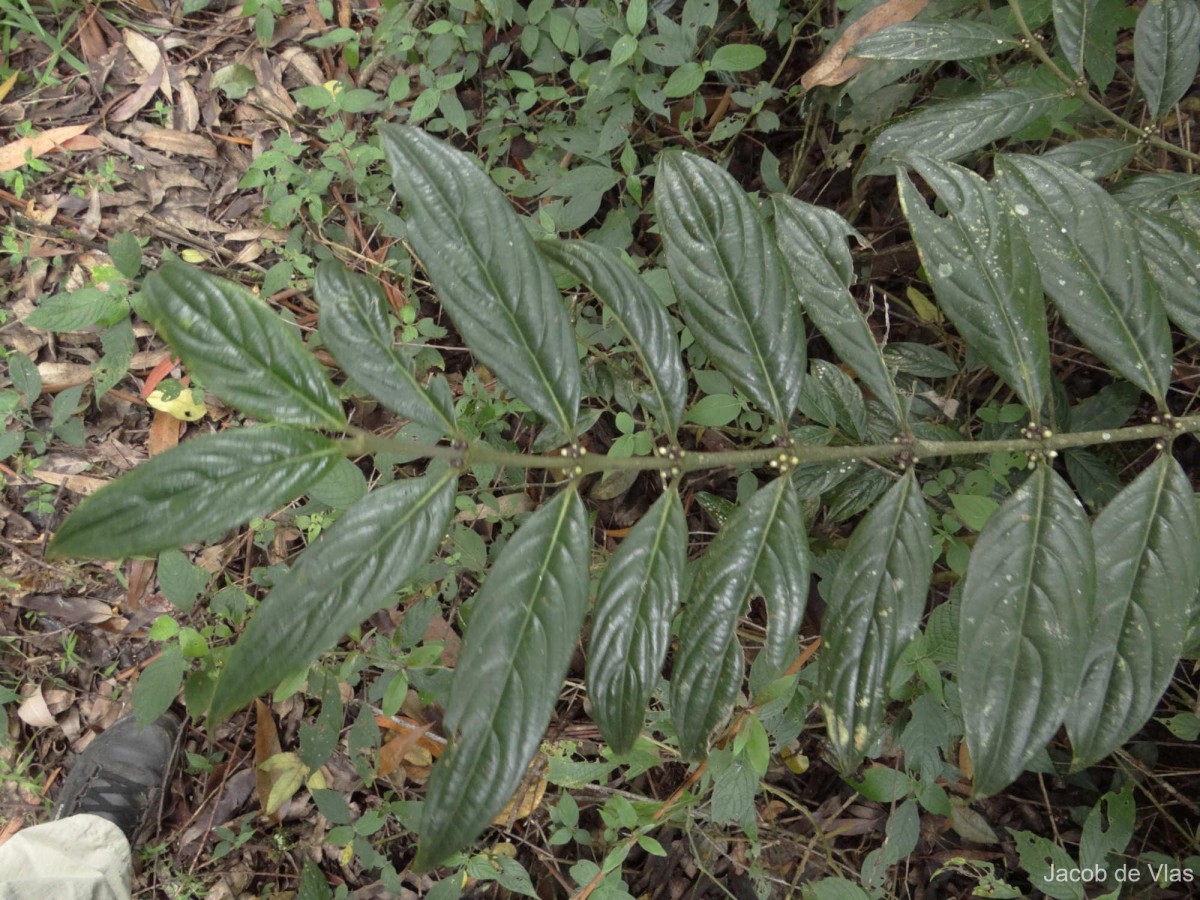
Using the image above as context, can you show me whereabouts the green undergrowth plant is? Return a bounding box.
[42,1,1200,878]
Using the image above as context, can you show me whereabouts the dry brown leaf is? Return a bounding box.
[123,30,171,100]
[12,593,116,625]
[376,721,432,778]
[110,58,166,123]
[0,123,94,173]
[800,0,931,89]
[253,699,284,819]
[137,126,219,159]
[30,469,109,495]
[148,409,181,456]
[37,362,92,392]
[492,758,548,826]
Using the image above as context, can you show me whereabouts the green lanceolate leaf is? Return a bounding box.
[1126,207,1200,342]
[819,471,933,773]
[587,488,686,754]
[848,21,1018,60]
[656,152,804,428]
[898,155,1050,418]
[48,428,341,559]
[771,196,904,426]
[994,154,1172,404]
[670,478,807,759]
[208,470,458,724]
[861,85,1065,177]
[315,260,455,433]
[379,125,580,434]
[958,465,1095,797]
[1053,0,1117,90]
[538,240,687,437]
[143,260,345,430]
[1042,138,1136,180]
[1066,455,1200,769]
[1134,0,1200,119]
[416,488,589,870]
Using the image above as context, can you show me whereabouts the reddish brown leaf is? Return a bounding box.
[800,0,931,89]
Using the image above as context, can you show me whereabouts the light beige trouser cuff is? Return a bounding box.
[0,813,131,900]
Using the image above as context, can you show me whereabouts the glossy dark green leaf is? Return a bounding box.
[538,240,687,436]
[994,154,1171,403]
[849,21,1017,60]
[1066,456,1200,769]
[48,428,341,559]
[959,465,1094,797]
[820,471,933,773]
[1134,0,1200,119]
[143,260,345,429]
[670,478,807,759]
[771,196,903,425]
[1112,172,1200,210]
[898,155,1050,417]
[416,488,589,870]
[380,125,579,434]
[861,85,1065,177]
[315,260,455,433]
[1127,207,1200,342]
[656,152,804,427]
[587,489,686,754]
[208,470,457,723]
[1042,138,1136,180]
[1054,0,1118,90]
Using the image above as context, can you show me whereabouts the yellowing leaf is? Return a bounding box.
[147,387,207,421]
[259,751,309,816]
[179,249,208,263]
[907,286,943,324]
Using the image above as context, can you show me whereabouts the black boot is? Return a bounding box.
[53,712,182,846]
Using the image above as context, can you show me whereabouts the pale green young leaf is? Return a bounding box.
[1126,207,1200,342]
[848,21,1017,60]
[48,428,341,560]
[709,44,767,72]
[416,488,589,870]
[143,261,346,429]
[671,478,807,759]
[587,489,686,754]
[209,471,457,724]
[315,260,456,433]
[380,125,580,434]
[819,471,933,773]
[959,465,1094,797]
[657,152,804,428]
[861,85,1065,177]
[771,196,903,425]
[994,154,1171,403]
[538,240,686,436]
[898,155,1050,417]
[1134,0,1200,118]
[1066,456,1200,769]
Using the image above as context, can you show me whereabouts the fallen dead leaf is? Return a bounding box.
[36,362,92,392]
[136,126,219,159]
[0,123,95,173]
[148,409,181,456]
[800,0,931,89]
[30,469,109,495]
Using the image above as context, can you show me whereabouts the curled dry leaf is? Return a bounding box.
[0,123,95,173]
[800,0,931,89]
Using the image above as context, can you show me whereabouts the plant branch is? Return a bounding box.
[1008,0,1200,164]
[344,415,1199,474]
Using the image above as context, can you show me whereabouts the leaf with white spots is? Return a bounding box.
[898,155,1050,418]
[1134,0,1200,119]
[819,471,933,773]
[1066,455,1200,769]
[994,154,1172,404]
[959,465,1095,798]
[1127,206,1200,343]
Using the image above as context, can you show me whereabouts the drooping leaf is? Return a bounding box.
[849,21,1018,60]
[48,427,341,559]
[861,84,1065,177]
[820,471,933,773]
[994,154,1171,403]
[416,488,589,870]
[656,151,804,427]
[1126,207,1200,342]
[670,478,807,759]
[898,155,1050,417]
[1053,0,1119,90]
[959,465,1095,797]
[1066,455,1200,768]
[538,241,687,436]
[142,260,345,430]
[587,489,686,754]
[208,470,458,724]
[379,124,580,434]
[1111,172,1200,210]
[771,196,904,425]
[315,260,456,433]
[1134,0,1200,119]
